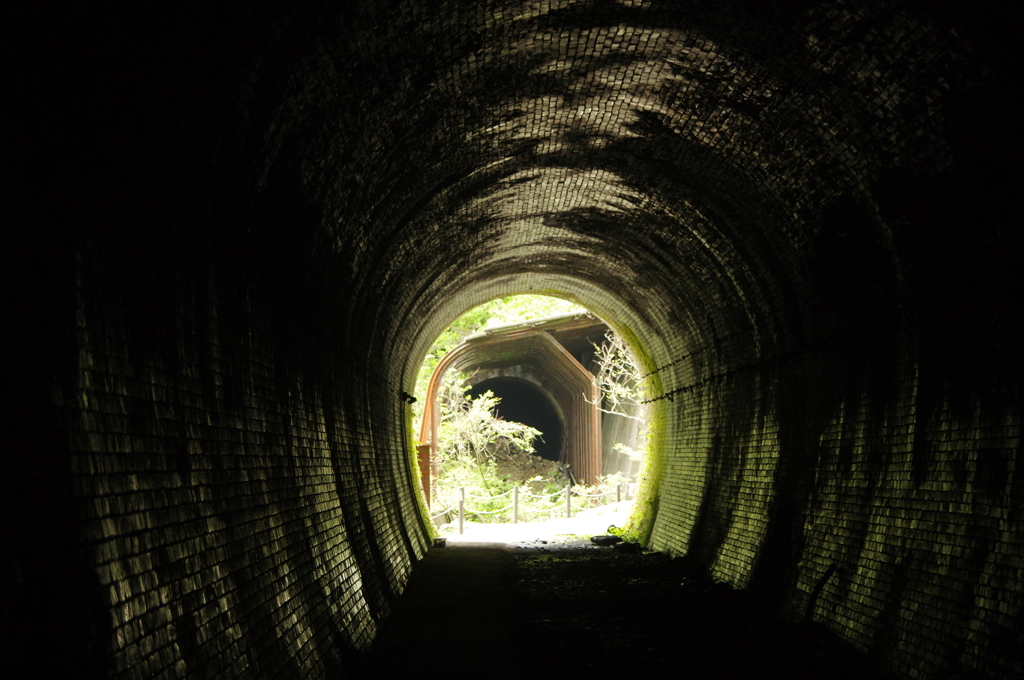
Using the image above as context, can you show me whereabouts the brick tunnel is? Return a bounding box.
[7,1,1021,679]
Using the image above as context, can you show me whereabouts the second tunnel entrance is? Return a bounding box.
[468,377,564,463]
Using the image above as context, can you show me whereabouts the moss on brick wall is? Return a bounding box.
[8,1,1020,679]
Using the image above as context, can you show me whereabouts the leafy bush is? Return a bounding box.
[412,295,585,431]
[434,370,543,519]
[419,295,649,526]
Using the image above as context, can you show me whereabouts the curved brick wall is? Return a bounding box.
[8,1,1020,678]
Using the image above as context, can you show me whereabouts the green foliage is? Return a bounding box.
[604,523,642,545]
[623,400,665,546]
[599,320,663,547]
[411,293,660,534]
[432,370,577,523]
[476,294,585,329]
[613,442,644,461]
[412,295,585,430]
[436,370,542,488]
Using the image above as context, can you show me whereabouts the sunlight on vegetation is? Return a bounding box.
[412,294,587,429]
[433,368,571,522]
[413,295,650,529]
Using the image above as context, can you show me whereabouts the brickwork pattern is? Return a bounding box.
[8,1,1020,678]
[45,240,427,678]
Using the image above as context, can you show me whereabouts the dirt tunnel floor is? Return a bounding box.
[360,542,893,678]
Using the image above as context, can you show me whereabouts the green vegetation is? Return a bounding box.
[412,295,586,430]
[429,368,558,522]
[604,523,642,544]
[412,294,657,533]
[609,322,664,546]
[435,369,545,492]
[407,417,438,542]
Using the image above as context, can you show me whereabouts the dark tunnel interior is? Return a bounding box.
[469,377,565,463]
[6,1,1022,679]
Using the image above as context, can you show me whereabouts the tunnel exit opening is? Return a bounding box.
[411,294,654,536]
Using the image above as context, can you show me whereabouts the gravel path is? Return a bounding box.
[362,537,892,679]
[363,501,891,678]
[437,500,635,550]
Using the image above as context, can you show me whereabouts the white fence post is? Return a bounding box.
[459,487,465,535]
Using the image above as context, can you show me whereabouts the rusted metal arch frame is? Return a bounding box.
[418,329,602,490]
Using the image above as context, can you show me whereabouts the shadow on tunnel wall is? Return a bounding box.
[690,127,1022,678]
[6,89,425,677]
[5,226,111,677]
[7,1,1022,679]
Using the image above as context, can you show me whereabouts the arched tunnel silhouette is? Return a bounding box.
[469,377,565,463]
[8,1,1021,679]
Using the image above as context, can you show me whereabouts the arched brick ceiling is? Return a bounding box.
[11,1,1019,678]
[230,0,968,396]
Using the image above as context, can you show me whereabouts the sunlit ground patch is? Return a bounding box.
[439,500,634,547]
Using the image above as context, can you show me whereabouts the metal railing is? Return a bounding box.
[445,483,634,534]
